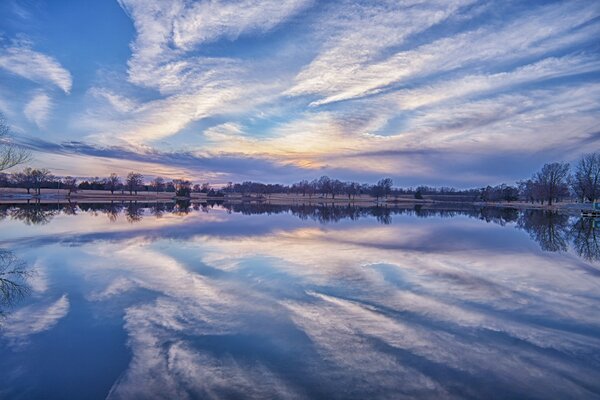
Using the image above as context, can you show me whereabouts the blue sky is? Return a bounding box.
[0,0,599,186]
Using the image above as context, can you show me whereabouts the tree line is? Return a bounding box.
[0,154,599,204]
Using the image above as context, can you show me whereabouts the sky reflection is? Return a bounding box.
[0,204,599,399]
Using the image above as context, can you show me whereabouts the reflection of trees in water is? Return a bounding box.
[221,203,519,226]
[7,203,59,225]
[62,203,78,215]
[0,206,8,222]
[517,210,570,252]
[1,202,599,261]
[106,202,123,222]
[151,202,166,218]
[126,202,144,223]
[570,218,600,262]
[0,249,31,319]
[174,200,191,215]
[224,203,381,224]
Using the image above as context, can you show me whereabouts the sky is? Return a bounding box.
[0,0,599,187]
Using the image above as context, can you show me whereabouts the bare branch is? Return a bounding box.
[0,113,31,172]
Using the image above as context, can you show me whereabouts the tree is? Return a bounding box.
[173,179,191,197]
[151,177,165,194]
[126,172,143,195]
[0,113,30,172]
[373,178,393,201]
[518,179,536,203]
[31,169,52,195]
[13,167,51,195]
[105,173,121,194]
[318,176,332,198]
[62,176,77,196]
[533,162,570,205]
[572,153,600,203]
[330,179,344,199]
[13,168,35,194]
[378,178,393,198]
[344,182,359,200]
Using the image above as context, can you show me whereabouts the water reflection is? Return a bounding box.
[1,202,598,261]
[517,210,570,252]
[0,202,599,399]
[571,217,600,262]
[0,249,31,318]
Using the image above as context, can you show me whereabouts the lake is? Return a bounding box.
[1,202,599,399]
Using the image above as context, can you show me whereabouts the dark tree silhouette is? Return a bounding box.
[572,153,600,203]
[533,163,570,205]
[0,249,31,319]
[125,201,144,223]
[570,218,600,261]
[518,210,570,252]
[0,113,30,172]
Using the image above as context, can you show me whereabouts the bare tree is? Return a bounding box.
[318,176,332,198]
[62,176,77,196]
[572,153,600,203]
[173,179,192,197]
[373,178,393,201]
[533,162,570,205]
[31,168,52,195]
[0,113,30,172]
[105,173,121,194]
[13,168,35,194]
[126,172,143,195]
[151,176,165,194]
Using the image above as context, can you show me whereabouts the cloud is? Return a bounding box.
[82,0,311,145]
[19,136,310,181]
[2,294,69,342]
[2,0,599,185]
[38,216,594,398]
[171,0,313,49]
[89,87,138,113]
[0,44,72,93]
[24,91,52,128]
[288,0,600,106]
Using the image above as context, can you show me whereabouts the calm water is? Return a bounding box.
[1,202,599,399]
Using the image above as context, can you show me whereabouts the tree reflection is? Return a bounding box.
[174,200,191,215]
[125,202,144,223]
[570,218,600,262]
[8,203,58,225]
[151,202,166,218]
[517,210,570,252]
[0,202,599,262]
[104,202,123,222]
[0,249,31,319]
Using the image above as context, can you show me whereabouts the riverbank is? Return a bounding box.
[0,188,593,215]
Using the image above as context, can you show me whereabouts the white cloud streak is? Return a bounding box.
[0,45,72,93]
[289,0,600,106]
[2,295,69,342]
[24,91,52,128]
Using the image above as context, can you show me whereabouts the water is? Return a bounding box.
[1,202,599,399]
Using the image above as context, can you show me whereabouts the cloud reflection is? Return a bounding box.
[1,206,599,398]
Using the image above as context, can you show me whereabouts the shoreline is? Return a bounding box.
[0,190,594,215]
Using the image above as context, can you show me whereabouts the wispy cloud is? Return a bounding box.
[288,0,599,106]
[24,91,52,128]
[0,44,72,93]
[2,294,69,342]
[1,0,599,184]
